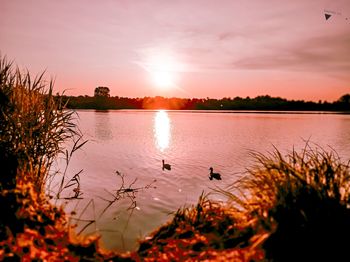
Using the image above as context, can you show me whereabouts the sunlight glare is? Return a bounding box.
[153,70,174,88]
[146,52,180,89]
[154,110,171,151]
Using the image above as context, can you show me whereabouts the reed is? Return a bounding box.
[0,55,127,260]
[0,54,78,192]
[225,144,350,261]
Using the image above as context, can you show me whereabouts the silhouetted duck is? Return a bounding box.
[162,160,171,171]
[209,167,221,180]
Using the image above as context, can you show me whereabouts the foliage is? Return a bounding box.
[61,94,350,111]
[94,86,110,97]
[338,94,350,105]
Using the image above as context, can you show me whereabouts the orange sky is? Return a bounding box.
[1,0,349,101]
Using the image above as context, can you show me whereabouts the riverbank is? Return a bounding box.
[0,182,129,260]
[2,146,350,261]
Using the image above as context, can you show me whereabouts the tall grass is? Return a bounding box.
[0,54,129,261]
[0,55,78,192]
[226,145,350,261]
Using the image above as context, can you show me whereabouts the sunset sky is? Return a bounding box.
[1,0,349,101]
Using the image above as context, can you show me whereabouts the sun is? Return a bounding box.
[143,52,180,89]
[152,70,175,88]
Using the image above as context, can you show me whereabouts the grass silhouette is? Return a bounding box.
[0,55,78,192]
[241,145,350,261]
[0,55,128,260]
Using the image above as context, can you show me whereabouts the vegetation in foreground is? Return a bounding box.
[0,55,129,260]
[136,146,350,261]
[1,54,350,261]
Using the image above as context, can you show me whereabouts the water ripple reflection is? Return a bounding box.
[54,110,350,252]
[154,110,171,151]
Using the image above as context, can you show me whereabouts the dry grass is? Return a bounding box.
[0,54,137,261]
[0,181,133,261]
[136,193,266,261]
[223,145,350,261]
[0,54,78,192]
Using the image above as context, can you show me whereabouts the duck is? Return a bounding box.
[162,160,171,171]
[209,167,221,180]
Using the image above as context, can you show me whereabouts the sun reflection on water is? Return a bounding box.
[154,110,171,151]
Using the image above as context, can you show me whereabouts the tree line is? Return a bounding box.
[57,93,350,111]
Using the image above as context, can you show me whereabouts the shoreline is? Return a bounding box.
[71,108,350,114]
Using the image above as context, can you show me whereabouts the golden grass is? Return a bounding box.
[136,193,266,261]
[0,54,129,261]
[239,146,350,261]
[0,54,79,192]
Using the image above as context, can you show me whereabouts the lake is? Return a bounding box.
[50,110,350,251]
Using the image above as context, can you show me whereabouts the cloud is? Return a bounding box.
[231,33,350,74]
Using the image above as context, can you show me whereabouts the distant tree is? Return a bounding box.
[338,94,350,104]
[94,86,110,97]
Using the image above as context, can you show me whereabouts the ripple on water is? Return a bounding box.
[52,110,350,251]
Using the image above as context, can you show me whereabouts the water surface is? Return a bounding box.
[52,110,350,251]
